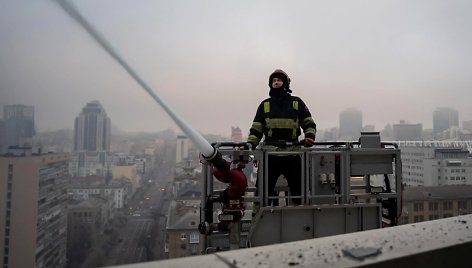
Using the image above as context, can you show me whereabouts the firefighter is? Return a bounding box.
[247,69,316,206]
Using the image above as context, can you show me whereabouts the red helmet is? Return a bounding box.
[269,69,291,93]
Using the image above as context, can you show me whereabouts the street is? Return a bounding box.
[115,218,153,264]
[104,179,172,266]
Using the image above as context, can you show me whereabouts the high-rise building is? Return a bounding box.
[1,105,35,153]
[176,135,189,164]
[339,108,362,140]
[0,152,69,268]
[392,121,423,141]
[74,101,111,152]
[433,107,459,138]
[70,101,112,177]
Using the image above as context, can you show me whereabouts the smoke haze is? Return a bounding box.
[1,0,471,136]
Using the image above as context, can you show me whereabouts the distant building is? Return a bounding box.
[67,196,114,264]
[0,152,69,268]
[0,120,5,153]
[392,121,422,141]
[422,129,434,141]
[0,105,35,153]
[176,135,189,164]
[463,120,472,132]
[400,185,472,224]
[362,125,375,132]
[380,124,394,140]
[112,164,141,192]
[165,168,203,258]
[165,201,201,258]
[70,101,112,177]
[320,127,339,141]
[231,126,243,143]
[433,107,459,139]
[339,108,362,140]
[165,191,202,257]
[399,142,472,187]
[69,151,112,177]
[436,126,462,141]
[69,176,131,209]
[31,129,73,153]
[135,158,146,175]
[73,101,111,152]
[111,153,136,165]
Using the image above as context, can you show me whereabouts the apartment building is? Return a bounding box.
[165,171,202,258]
[399,144,472,186]
[67,196,114,264]
[400,185,472,224]
[0,152,69,268]
[69,176,131,209]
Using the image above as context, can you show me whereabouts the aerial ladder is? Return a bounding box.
[199,132,402,251]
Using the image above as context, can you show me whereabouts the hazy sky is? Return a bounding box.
[1,0,471,137]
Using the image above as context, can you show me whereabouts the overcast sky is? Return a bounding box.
[1,0,471,137]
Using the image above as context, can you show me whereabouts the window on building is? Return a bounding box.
[429,202,438,211]
[400,216,409,225]
[189,244,199,255]
[414,202,424,212]
[443,201,453,211]
[189,232,199,244]
[429,214,439,220]
[413,215,424,222]
[458,200,468,210]
[443,213,453,218]
[180,233,187,240]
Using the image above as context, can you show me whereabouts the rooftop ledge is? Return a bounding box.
[116,214,472,268]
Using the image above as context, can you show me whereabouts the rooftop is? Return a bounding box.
[403,185,472,201]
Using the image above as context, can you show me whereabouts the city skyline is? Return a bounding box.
[2,103,469,140]
[1,0,472,136]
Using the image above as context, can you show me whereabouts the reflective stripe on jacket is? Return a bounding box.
[248,95,316,149]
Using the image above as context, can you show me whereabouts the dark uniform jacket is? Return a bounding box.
[248,94,316,148]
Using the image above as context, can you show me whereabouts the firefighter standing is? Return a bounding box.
[247,69,316,205]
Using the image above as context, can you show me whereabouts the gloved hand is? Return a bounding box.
[304,137,315,147]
